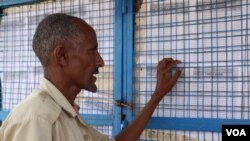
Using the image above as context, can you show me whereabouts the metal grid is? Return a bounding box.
[140,129,221,141]
[135,0,250,140]
[0,0,114,136]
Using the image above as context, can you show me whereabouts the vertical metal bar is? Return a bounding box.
[123,0,134,124]
[113,0,134,135]
[113,0,123,136]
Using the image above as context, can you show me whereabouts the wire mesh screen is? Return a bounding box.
[135,0,250,140]
[139,129,222,141]
[0,0,114,136]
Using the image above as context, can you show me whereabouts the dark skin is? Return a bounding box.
[43,18,182,141]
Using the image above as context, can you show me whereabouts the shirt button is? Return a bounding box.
[83,134,89,140]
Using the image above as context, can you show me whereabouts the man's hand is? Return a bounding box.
[115,58,182,141]
[154,58,182,100]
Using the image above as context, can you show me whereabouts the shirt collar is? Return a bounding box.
[39,77,78,118]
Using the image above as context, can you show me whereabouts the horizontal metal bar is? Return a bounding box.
[3,110,250,130]
[146,117,250,132]
[0,111,8,120]
[0,0,38,9]
[0,111,113,126]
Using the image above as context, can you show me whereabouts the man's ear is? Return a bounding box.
[53,45,69,66]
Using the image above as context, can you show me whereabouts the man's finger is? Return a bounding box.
[171,69,182,82]
[165,60,181,70]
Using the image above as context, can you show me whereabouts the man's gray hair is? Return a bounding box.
[32,13,81,65]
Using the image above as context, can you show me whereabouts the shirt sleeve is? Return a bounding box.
[1,117,52,141]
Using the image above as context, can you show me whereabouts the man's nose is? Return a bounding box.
[97,53,105,67]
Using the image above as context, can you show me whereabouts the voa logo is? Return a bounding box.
[226,129,246,136]
[222,125,250,141]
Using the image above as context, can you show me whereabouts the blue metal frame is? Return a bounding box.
[147,117,250,132]
[113,0,135,136]
[1,110,249,132]
[0,111,8,121]
[113,0,124,136]
[122,0,135,125]
[0,0,38,9]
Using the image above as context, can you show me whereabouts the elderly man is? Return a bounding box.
[0,13,181,141]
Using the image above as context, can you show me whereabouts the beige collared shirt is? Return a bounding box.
[0,78,115,141]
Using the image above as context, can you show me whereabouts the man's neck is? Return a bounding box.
[44,69,80,106]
